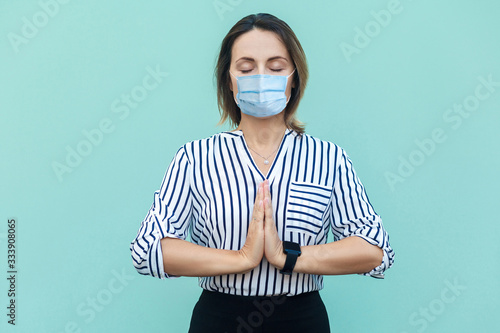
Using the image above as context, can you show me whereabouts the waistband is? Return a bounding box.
[199,289,321,304]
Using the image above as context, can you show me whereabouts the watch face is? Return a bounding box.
[284,241,301,254]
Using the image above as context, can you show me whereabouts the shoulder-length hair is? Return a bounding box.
[215,13,308,135]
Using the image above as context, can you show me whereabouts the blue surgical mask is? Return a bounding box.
[230,69,296,118]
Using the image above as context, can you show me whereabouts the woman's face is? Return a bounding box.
[229,28,295,103]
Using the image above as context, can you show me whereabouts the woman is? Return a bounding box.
[130,13,395,332]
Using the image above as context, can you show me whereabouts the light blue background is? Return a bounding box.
[1,0,499,332]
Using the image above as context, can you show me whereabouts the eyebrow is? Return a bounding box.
[235,56,289,63]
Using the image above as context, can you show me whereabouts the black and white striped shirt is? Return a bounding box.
[130,129,395,296]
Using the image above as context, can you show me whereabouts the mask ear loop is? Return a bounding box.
[229,71,240,106]
[285,68,296,103]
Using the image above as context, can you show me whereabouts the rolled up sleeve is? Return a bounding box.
[129,146,193,280]
[330,149,395,278]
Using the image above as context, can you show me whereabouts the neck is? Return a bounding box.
[235,113,288,151]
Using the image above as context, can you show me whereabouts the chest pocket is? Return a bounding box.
[286,181,333,237]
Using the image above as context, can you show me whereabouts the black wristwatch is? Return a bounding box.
[280,241,301,275]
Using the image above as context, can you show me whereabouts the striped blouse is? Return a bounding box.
[130,129,395,296]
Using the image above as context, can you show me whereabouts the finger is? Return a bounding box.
[257,198,264,219]
[258,181,266,202]
[264,198,273,226]
[263,197,275,231]
[254,183,264,208]
[265,180,271,197]
[266,180,273,199]
[251,186,264,223]
[263,182,272,211]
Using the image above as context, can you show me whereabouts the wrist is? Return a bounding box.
[268,241,286,269]
[275,252,286,270]
[236,249,260,273]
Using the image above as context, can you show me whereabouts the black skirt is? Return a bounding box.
[188,289,331,333]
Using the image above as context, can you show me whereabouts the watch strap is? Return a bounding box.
[280,251,299,275]
[280,241,301,275]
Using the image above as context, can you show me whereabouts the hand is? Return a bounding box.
[238,182,265,271]
[262,180,286,269]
